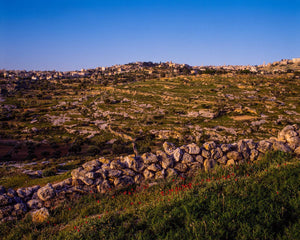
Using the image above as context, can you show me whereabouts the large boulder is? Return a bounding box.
[37,184,55,201]
[31,207,49,223]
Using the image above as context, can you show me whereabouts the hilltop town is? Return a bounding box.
[1,58,300,84]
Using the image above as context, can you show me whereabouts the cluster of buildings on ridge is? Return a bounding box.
[1,58,299,81]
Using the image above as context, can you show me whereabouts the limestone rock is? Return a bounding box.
[226,151,242,161]
[277,125,297,142]
[107,170,123,178]
[166,168,178,178]
[218,156,228,164]
[12,203,27,216]
[257,140,273,153]
[220,144,232,153]
[161,156,174,169]
[17,187,33,199]
[163,142,176,155]
[97,180,111,193]
[27,199,43,209]
[141,152,158,164]
[203,141,216,151]
[0,186,6,195]
[114,176,134,189]
[122,169,136,177]
[173,148,183,162]
[211,147,223,160]
[147,163,162,172]
[37,184,55,201]
[174,163,188,172]
[226,159,235,166]
[294,146,300,156]
[287,137,300,150]
[0,205,13,219]
[71,167,86,179]
[143,169,155,180]
[250,149,259,161]
[204,159,216,172]
[110,160,126,170]
[195,155,204,164]
[134,174,144,184]
[82,160,102,172]
[189,162,202,172]
[272,141,291,152]
[155,171,165,180]
[182,153,194,164]
[201,149,211,159]
[124,155,140,171]
[31,207,49,223]
[187,143,200,155]
[0,194,13,206]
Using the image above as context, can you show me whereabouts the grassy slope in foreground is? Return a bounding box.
[1,151,300,240]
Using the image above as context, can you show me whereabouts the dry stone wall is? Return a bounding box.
[1,125,300,222]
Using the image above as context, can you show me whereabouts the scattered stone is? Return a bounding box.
[31,207,49,223]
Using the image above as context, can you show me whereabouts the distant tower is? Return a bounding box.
[263,61,266,66]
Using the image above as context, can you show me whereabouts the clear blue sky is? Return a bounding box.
[0,0,299,71]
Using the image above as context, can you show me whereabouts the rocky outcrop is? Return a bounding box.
[0,125,299,223]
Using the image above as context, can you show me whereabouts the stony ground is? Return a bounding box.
[0,73,299,188]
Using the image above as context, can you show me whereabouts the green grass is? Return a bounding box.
[1,151,300,239]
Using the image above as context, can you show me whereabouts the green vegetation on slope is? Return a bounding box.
[1,151,300,239]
